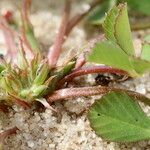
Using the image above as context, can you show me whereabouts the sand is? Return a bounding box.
[0,0,150,149]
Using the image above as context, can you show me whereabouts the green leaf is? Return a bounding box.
[103,6,119,42]
[33,60,50,86]
[103,3,134,55]
[144,35,150,43]
[141,44,150,61]
[18,44,28,70]
[49,61,75,92]
[114,4,134,55]
[88,0,117,25]
[130,57,150,75]
[88,91,150,142]
[31,85,47,97]
[88,41,136,76]
[88,3,150,76]
[26,25,41,53]
[22,7,41,54]
[125,0,150,15]
[0,65,4,73]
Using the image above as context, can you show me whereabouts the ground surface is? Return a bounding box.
[0,0,150,150]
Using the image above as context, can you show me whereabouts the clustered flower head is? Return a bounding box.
[0,0,78,109]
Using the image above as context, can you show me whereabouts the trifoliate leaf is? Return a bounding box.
[88,3,150,77]
[88,91,150,142]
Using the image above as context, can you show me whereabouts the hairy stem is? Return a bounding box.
[22,0,32,24]
[10,95,31,109]
[48,86,112,102]
[57,66,128,88]
[0,18,18,60]
[47,85,150,107]
[74,34,105,70]
[48,0,71,67]
[48,0,104,68]
[21,0,40,55]
[74,53,86,70]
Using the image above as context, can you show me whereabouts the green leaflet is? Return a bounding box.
[88,41,136,76]
[130,57,150,75]
[88,41,150,76]
[33,60,50,86]
[26,25,41,53]
[49,61,75,92]
[103,3,134,55]
[141,44,150,61]
[103,6,119,42]
[136,42,150,73]
[144,35,150,43]
[115,4,134,55]
[88,92,150,142]
[89,0,150,26]
[0,65,4,73]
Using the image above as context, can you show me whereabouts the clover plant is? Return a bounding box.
[0,0,150,146]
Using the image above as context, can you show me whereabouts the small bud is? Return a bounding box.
[19,89,30,99]
[33,59,49,86]
[31,85,47,97]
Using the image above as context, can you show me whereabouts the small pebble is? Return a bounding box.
[27,141,34,148]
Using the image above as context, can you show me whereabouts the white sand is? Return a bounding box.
[1,0,150,149]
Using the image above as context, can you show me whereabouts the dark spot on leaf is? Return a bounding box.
[97,113,100,116]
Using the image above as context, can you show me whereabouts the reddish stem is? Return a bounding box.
[0,127,18,142]
[74,53,86,70]
[0,104,9,113]
[48,0,104,68]
[65,0,103,37]
[0,18,18,60]
[48,0,71,67]
[10,95,31,109]
[74,34,105,70]
[21,0,35,57]
[47,86,150,107]
[21,28,34,57]
[22,0,32,24]
[48,86,112,102]
[57,66,128,88]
